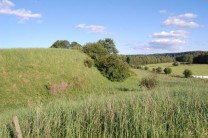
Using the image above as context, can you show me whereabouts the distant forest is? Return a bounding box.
[124,51,208,68]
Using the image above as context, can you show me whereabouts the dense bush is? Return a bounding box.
[144,66,149,70]
[137,66,143,69]
[97,55,130,82]
[164,67,172,74]
[183,69,193,78]
[84,59,94,68]
[156,67,162,73]
[172,62,179,66]
[140,75,158,89]
[152,68,156,72]
[83,43,108,61]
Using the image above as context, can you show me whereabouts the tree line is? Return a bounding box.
[175,52,208,64]
[50,39,208,70]
[124,55,175,68]
[124,51,208,68]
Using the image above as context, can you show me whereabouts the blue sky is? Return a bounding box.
[0,0,207,54]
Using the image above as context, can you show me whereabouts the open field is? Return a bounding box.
[0,49,208,137]
[146,62,208,76]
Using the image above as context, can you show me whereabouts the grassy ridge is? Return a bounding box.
[1,70,208,137]
[0,49,106,111]
[0,49,139,112]
[146,62,208,76]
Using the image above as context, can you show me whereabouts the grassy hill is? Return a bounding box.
[0,49,208,137]
[0,49,139,112]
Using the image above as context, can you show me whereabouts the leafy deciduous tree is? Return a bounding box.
[98,38,118,54]
[50,40,70,49]
[70,41,82,50]
[83,42,108,61]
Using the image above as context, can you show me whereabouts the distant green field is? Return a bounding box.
[146,63,208,76]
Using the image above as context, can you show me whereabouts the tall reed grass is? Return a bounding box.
[1,87,208,137]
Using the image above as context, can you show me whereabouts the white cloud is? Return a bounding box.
[152,30,188,39]
[75,24,109,34]
[0,0,14,8]
[133,13,201,52]
[177,13,197,19]
[148,38,185,51]
[0,0,42,22]
[162,13,201,28]
[150,39,186,46]
[143,38,186,51]
[147,30,188,51]
[162,18,200,28]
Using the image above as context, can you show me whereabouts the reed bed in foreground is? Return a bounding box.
[1,88,208,138]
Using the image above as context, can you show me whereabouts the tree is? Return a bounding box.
[164,67,172,74]
[50,40,70,48]
[183,69,193,78]
[98,38,118,54]
[96,55,130,81]
[83,42,108,61]
[70,41,82,50]
[193,54,208,64]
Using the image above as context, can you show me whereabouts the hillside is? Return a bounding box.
[1,49,208,137]
[0,49,126,111]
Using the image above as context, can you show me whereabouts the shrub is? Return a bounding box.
[96,55,130,82]
[137,66,143,69]
[172,62,179,66]
[152,68,156,72]
[140,75,158,89]
[164,67,172,74]
[183,69,193,78]
[144,66,149,70]
[156,67,162,73]
[84,59,93,68]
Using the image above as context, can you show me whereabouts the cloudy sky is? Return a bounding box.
[0,0,207,54]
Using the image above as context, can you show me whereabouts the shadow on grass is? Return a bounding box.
[6,123,15,138]
[117,87,138,92]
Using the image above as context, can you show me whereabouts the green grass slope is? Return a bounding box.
[1,49,135,111]
[1,69,208,137]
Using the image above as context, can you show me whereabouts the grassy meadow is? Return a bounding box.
[146,62,208,76]
[0,49,208,137]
